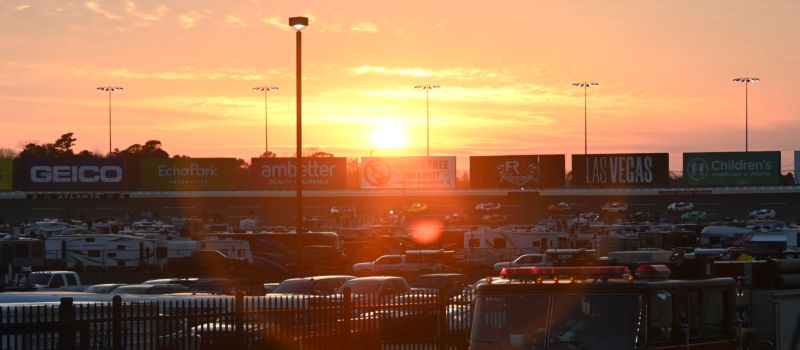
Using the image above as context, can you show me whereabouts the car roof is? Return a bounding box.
[348,276,402,281]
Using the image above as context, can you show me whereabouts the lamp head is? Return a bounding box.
[289,17,309,31]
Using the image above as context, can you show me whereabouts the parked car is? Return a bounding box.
[493,253,550,272]
[336,276,413,297]
[475,202,502,212]
[667,202,695,212]
[114,283,189,295]
[601,202,629,213]
[26,271,83,291]
[352,250,447,275]
[404,202,428,214]
[84,283,125,294]
[681,210,708,222]
[444,212,469,225]
[547,202,572,212]
[750,208,777,220]
[481,214,507,225]
[269,275,355,295]
[263,282,280,294]
[413,273,468,297]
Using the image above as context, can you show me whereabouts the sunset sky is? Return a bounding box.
[2,1,799,172]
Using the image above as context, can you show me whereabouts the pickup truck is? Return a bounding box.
[493,253,550,272]
[25,270,83,291]
[352,254,444,275]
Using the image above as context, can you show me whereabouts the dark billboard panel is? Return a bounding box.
[470,155,565,188]
[360,157,456,189]
[683,151,780,186]
[24,158,126,191]
[572,153,669,188]
[250,157,347,190]
[0,158,12,190]
[140,158,238,190]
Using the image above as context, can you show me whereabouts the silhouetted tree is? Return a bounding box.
[310,151,334,158]
[18,133,80,159]
[259,150,277,158]
[113,140,170,159]
[0,148,17,159]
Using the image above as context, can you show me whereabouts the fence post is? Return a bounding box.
[112,295,121,350]
[342,287,352,349]
[438,288,448,350]
[235,291,245,349]
[58,297,76,350]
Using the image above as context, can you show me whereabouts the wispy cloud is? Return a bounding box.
[85,1,122,20]
[13,4,30,12]
[262,16,289,31]
[179,12,202,29]
[72,67,282,81]
[226,15,247,28]
[124,1,167,22]
[351,22,378,33]
[350,65,516,82]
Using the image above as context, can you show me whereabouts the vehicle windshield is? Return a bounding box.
[471,293,642,350]
[272,279,313,294]
[29,273,52,285]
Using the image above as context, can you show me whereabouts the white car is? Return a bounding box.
[749,208,777,220]
[475,202,502,211]
[493,254,549,272]
[601,202,628,213]
[667,202,694,212]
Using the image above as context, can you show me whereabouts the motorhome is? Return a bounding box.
[463,226,569,267]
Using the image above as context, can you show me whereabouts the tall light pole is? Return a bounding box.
[571,82,599,158]
[252,86,279,155]
[415,85,440,157]
[289,16,308,270]
[733,77,759,152]
[96,86,123,155]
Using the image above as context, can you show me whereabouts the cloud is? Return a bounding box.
[179,12,201,28]
[351,22,378,33]
[226,15,247,28]
[350,65,516,82]
[124,1,167,22]
[13,4,30,12]
[72,67,282,81]
[262,16,289,31]
[85,1,122,20]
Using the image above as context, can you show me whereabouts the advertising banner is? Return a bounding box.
[0,158,12,190]
[360,156,456,189]
[24,158,125,191]
[572,153,670,188]
[683,151,780,187]
[140,158,238,190]
[250,157,347,190]
[470,155,565,188]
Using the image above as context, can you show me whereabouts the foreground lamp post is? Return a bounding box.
[290,16,308,270]
[733,77,759,152]
[252,86,279,155]
[414,85,440,157]
[96,86,124,155]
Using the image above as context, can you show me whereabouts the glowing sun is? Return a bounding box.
[370,120,409,149]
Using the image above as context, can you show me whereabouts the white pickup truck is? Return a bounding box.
[493,253,550,272]
[353,253,445,274]
[25,271,83,291]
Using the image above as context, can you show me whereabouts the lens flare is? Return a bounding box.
[409,219,443,245]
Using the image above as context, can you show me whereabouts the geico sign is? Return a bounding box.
[30,165,123,183]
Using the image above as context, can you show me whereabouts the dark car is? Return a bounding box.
[270,275,356,295]
[113,283,189,295]
[414,273,468,297]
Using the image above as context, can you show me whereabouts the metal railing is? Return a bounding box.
[0,288,473,350]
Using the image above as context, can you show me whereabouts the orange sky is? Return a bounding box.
[1,1,799,172]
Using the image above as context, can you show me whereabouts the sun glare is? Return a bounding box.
[370,120,409,149]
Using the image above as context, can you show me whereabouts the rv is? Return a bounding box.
[463,226,569,267]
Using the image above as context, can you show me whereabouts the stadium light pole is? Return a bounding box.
[290,16,308,270]
[733,77,759,152]
[571,82,599,158]
[415,85,440,157]
[96,86,123,155]
[252,86,279,155]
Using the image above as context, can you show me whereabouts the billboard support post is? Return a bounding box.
[290,16,308,270]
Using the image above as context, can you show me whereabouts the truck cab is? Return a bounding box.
[470,265,737,350]
[26,271,83,291]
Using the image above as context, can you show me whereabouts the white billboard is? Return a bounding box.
[360,156,456,189]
